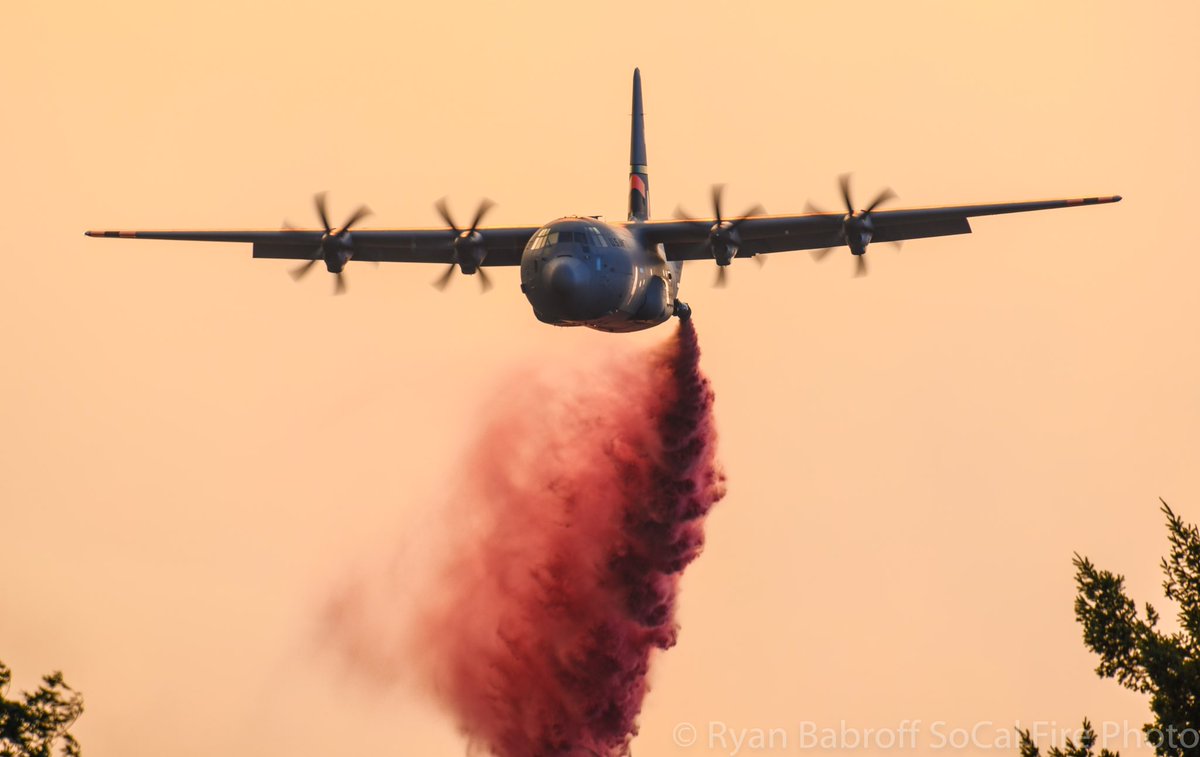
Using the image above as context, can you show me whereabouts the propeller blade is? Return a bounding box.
[477,266,493,292]
[673,206,710,232]
[334,271,347,295]
[728,204,765,231]
[864,187,896,214]
[314,192,332,233]
[811,225,849,263]
[433,263,456,291]
[804,200,828,215]
[754,253,767,268]
[838,174,855,213]
[434,198,460,234]
[715,265,728,288]
[336,205,372,236]
[854,255,868,277]
[711,184,725,223]
[468,199,495,232]
[290,256,321,280]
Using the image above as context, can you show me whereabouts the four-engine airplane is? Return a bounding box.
[87,69,1120,333]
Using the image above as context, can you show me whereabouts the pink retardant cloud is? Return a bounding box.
[326,320,724,757]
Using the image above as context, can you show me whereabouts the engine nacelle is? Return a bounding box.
[633,274,671,321]
[710,221,740,266]
[844,213,875,256]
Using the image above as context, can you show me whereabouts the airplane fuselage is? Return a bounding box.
[520,217,684,332]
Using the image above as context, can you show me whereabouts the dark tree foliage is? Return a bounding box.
[0,662,82,757]
[1024,500,1200,757]
[1018,719,1119,757]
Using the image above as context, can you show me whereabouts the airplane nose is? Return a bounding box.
[547,255,585,299]
[543,255,605,320]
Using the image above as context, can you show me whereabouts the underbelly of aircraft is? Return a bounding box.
[531,308,671,333]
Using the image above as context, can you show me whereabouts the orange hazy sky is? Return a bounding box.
[2,1,1198,755]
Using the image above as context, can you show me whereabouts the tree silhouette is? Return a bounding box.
[0,662,82,757]
[1018,719,1119,757]
[1021,500,1200,757]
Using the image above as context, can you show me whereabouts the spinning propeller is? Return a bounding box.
[289,193,372,294]
[675,184,764,287]
[807,174,896,277]
[433,198,496,292]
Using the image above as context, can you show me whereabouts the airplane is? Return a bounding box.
[86,68,1120,334]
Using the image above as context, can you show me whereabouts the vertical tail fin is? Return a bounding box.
[629,68,649,222]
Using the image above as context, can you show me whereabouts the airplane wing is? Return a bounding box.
[640,195,1122,261]
[83,227,540,266]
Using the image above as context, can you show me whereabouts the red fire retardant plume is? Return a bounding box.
[326,320,724,757]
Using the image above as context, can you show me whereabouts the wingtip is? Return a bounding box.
[1067,195,1123,207]
[84,230,98,237]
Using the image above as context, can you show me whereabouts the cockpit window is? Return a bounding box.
[529,228,549,250]
[533,226,622,249]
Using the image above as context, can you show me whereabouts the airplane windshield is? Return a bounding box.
[528,225,620,251]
